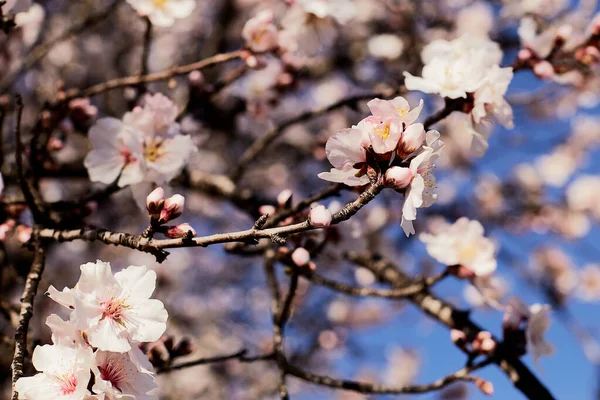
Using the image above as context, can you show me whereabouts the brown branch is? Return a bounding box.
[156,349,274,374]
[11,243,46,400]
[285,357,492,395]
[346,252,557,400]
[302,268,448,298]
[229,90,397,181]
[37,182,385,262]
[61,50,244,103]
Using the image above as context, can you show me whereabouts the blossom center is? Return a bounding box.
[458,243,477,262]
[143,139,165,162]
[99,357,128,391]
[59,374,78,395]
[397,107,408,118]
[120,148,136,165]
[101,298,127,325]
[152,0,168,9]
[374,123,391,140]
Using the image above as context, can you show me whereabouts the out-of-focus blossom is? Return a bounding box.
[367,34,404,60]
[456,2,494,37]
[535,149,577,187]
[295,0,356,24]
[14,344,94,399]
[566,175,600,219]
[14,3,44,45]
[242,11,279,53]
[48,261,168,353]
[291,247,310,266]
[318,127,369,186]
[577,264,600,301]
[502,0,568,18]
[533,247,578,299]
[472,65,514,129]
[126,0,196,27]
[383,348,420,387]
[2,0,31,15]
[420,217,496,276]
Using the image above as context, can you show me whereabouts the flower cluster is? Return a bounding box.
[15,261,167,399]
[84,93,197,208]
[145,187,196,238]
[318,96,443,236]
[404,35,514,156]
[125,0,196,27]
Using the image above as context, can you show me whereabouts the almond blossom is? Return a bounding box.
[14,344,94,400]
[419,217,496,276]
[84,93,196,207]
[48,261,168,353]
[92,350,158,400]
[242,10,279,53]
[317,127,369,186]
[400,131,444,236]
[125,0,196,27]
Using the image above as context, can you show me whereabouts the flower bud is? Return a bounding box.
[259,204,277,216]
[277,189,293,208]
[146,187,165,217]
[166,223,197,239]
[533,61,554,79]
[476,379,494,396]
[291,247,310,266]
[518,48,533,61]
[16,225,32,243]
[384,167,414,189]
[450,329,467,347]
[398,123,425,157]
[159,194,185,223]
[309,205,332,228]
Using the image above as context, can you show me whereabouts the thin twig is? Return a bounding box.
[156,349,274,373]
[61,50,243,103]
[229,91,397,181]
[11,243,46,400]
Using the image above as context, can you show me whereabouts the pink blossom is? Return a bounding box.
[309,204,332,228]
[242,11,279,53]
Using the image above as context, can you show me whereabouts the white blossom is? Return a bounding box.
[125,0,195,27]
[419,217,496,276]
[48,261,168,353]
[14,344,94,400]
[92,350,158,400]
[318,127,369,186]
[401,131,443,236]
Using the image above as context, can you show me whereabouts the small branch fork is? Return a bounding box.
[37,182,385,263]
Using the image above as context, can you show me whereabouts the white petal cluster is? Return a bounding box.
[15,261,167,400]
[318,96,444,236]
[404,35,514,156]
[419,217,497,276]
[125,0,195,27]
[84,93,197,207]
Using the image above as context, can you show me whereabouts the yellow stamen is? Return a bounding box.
[152,0,168,8]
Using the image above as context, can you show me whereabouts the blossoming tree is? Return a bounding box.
[0,0,599,399]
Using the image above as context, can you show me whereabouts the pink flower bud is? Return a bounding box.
[159,194,185,223]
[533,61,554,79]
[476,379,494,396]
[188,70,204,86]
[277,189,293,208]
[291,247,310,266]
[146,187,165,216]
[16,225,32,243]
[0,220,16,241]
[450,329,467,346]
[259,205,277,216]
[518,48,533,61]
[309,205,332,228]
[166,223,197,239]
[480,337,497,353]
[399,123,425,156]
[384,167,414,189]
